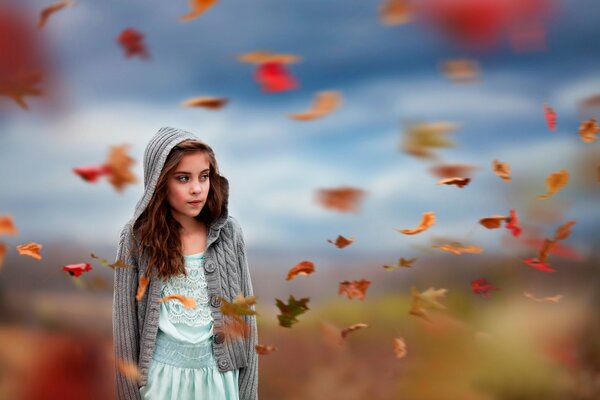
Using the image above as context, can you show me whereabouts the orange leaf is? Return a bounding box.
[578,118,600,143]
[338,279,371,300]
[326,235,354,249]
[255,344,278,355]
[315,187,367,213]
[383,257,416,270]
[136,275,149,301]
[105,144,138,192]
[286,260,315,280]
[237,50,301,65]
[392,337,407,359]
[479,215,508,229]
[379,0,415,25]
[492,159,512,182]
[433,242,483,255]
[340,323,368,339]
[179,0,218,22]
[158,293,197,309]
[0,242,6,271]
[439,59,480,83]
[116,358,141,384]
[15,242,42,260]
[429,163,479,178]
[437,177,470,187]
[523,291,563,303]
[0,215,18,235]
[396,211,435,235]
[537,169,569,200]
[288,91,341,121]
[0,69,44,110]
[181,96,228,109]
[553,220,576,241]
[38,0,75,29]
[222,318,250,342]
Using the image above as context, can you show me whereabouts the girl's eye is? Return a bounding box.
[177,175,209,182]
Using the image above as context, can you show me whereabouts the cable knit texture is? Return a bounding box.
[112,126,258,400]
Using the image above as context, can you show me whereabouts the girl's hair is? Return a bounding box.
[131,139,228,281]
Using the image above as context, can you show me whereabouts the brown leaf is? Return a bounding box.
[326,235,354,249]
[553,220,576,241]
[383,257,416,270]
[115,358,141,384]
[0,215,18,235]
[339,279,371,300]
[437,177,470,188]
[15,242,42,260]
[38,0,75,29]
[392,337,407,359]
[429,163,479,179]
[0,69,44,110]
[90,253,131,269]
[181,96,228,109]
[104,144,138,192]
[401,121,458,159]
[433,242,483,255]
[537,169,569,200]
[396,211,435,235]
[340,323,368,339]
[158,293,197,309]
[220,293,257,321]
[288,91,342,121]
[135,275,149,301]
[222,317,251,342]
[179,0,218,22]
[237,50,301,65]
[286,261,315,280]
[439,59,480,83]
[255,344,278,355]
[379,0,415,25]
[578,118,600,143]
[523,291,563,303]
[492,159,512,182]
[479,215,509,229]
[409,286,447,322]
[315,187,367,213]
[0,242,6,271]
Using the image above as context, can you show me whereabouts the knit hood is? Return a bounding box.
[128,126,229,233]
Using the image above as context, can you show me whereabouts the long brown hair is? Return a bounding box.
[131,139,228,281]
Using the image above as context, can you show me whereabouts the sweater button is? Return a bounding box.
[213,332,225,344]
[210,295,222,308]
[217,358,230,369]
[204,261,216,273]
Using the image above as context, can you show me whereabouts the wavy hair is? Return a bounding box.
[131,139,228,281]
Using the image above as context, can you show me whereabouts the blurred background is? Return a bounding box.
[0,0,599,398]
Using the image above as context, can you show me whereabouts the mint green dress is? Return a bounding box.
[139,252,240,400]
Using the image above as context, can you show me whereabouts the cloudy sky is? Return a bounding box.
[1,0,599,262]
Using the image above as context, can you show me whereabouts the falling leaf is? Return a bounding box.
[523,291,563,303]
[430,163,479,178]
[396,211,435,235]
[0,243,6,271]
[326,235,354,249]
[379,0,415,25]
[105,144,138,192]
[136,275,149,301]
[523,257,556,273]
[340,323,368,339]
[116,358,141,384]
[537,169,569,200]
[0,215,18,235]
[159,294,197,309]
[437,177,471,187]
[383,257,416,270]
[409,286,447,322]
[62,262,92,277]
[179,0,218,21]
[237,50,301,65]
[286,261,315,280]
[275,295,310,328]
[505,209,522,237]
[73,165,111,183]
[222,317,250,341]
[254,61,298,93]
[288,91,342,121]
[543,104,557,131]
[221,292,257,322]
[16,242,42,260]
[117,28,149,59]
[0,69,44,110]
[433,242,483,255]
[492,159,512,182]
[479,215,508,229]
[401,121,457,159]
[181,96,228,109]
[392,337,407,359]
[554,220,576,241]
[90,253,130,269]
[255,344,278,355]
[578,118,600,143]
[440,59,480,83]
[470,278,499,298]
[339,279,371,301]
[520,237,579,260]
[315,187,367,213]
[38,0,75,28]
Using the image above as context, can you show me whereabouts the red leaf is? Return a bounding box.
[254,61,298,93]
[117,28,150,59]
[523,257,555,273]
[505,208,522,237]
[543,104,556,131]
[73,165,111,182]
[470,278,499,298]
[63,262,92,277]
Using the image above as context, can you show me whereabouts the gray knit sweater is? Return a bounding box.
[112,127,258,400]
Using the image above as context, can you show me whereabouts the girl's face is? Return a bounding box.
[167,151,211,223]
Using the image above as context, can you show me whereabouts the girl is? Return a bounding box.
[113,127,258,400]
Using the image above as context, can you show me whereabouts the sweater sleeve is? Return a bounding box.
[235,222,259,400]
[112,225,143,400]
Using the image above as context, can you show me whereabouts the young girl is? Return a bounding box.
[113,126,258,400]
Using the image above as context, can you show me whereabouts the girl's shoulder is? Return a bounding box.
[226,215,244,241]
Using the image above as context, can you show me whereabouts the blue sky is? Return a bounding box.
[1,0,599,262]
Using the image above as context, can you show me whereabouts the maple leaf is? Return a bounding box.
[222,317,251,342]
[339,279,371,300]
[104,144,138,192]
[396,211,436,235]
[286,261,315,280]
[383,257,416,270]
[505,209,522,237]
[16,242,42,260]
[0,69,43,110]
[254,61,298,93]
[38,0,75,29]
[543,104,556,131]
[181,96,228,109]
[492,159,512,182]
[537,169,569,200]
[401,121,457,159]
[62,262,92,277]
[379,0,415,25]
[578,118,600,143]
[275,295,310,328]
[288,91,342,121]
[117,28,150,59]
[326,235,354,249]
[470,278,499,298]
[315,187,367,213]
[159,294,197,309]
[409,286,447,322]
[437,177,471,187]
[179,0,218,21]
[220,293,257,322]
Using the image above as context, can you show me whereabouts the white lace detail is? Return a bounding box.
[161,256,213,327]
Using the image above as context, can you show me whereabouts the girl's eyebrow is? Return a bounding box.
[174,168,210,174]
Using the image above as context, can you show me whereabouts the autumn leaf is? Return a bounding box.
[433,242,483,255]
[275,295,310,328]
[379,0,415,25]
[105,144,138,192]
[116,358,141,384]
[523,291,563,303]
[505,208,522,237]
[409,286,447,322]
[340,323,368,339]
[135,275,149,301]
[479,215,508,229]
[38,0,75,29]
[0,243,6,271]
[492,159,512,182]
[396,211,435,235]
[0,215,18,235]
[339,279,371,301]
[578,118,600,143]
[179,0,218,21]
[90,253,130,269]
[553,220,576,241]
[326,235,354,249]
[117,28,150,59]
[521,237,578,260]
[437,177,471,188]
[159,294,197,309]
[237,50,301,65]
[288,91,341,121]
[543,104,556,131]
[255,344,278,355]
[401,121,457,159]
[537,169,569,200]
[222,317,250,342]
[73,165,111,183]
[0,69,44,110]
[315,187,367,213]
[470,278,499,298]
[62,262,92,277]
[439,59,480,83]
[383,257,416,270]
[523,257,556,273]
[254,61,298,93]
[16,242,42,260]
[286,261,315,280]
[430,163,479,178]
[181,96,228,109]
[220,293,257,322]
[392,337,407,359]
